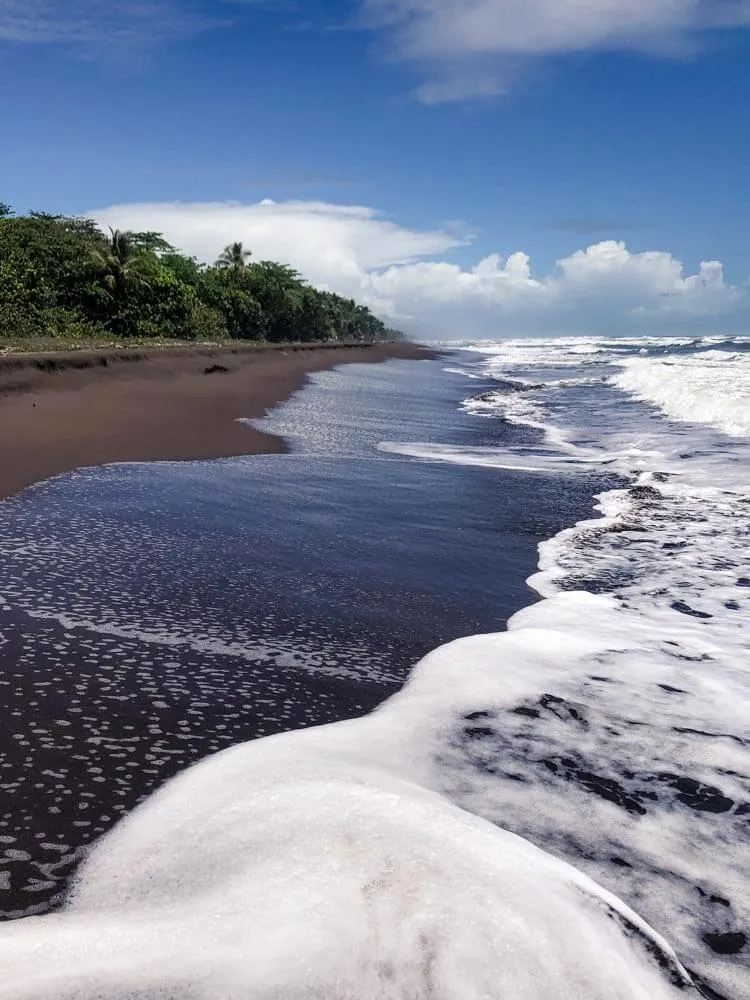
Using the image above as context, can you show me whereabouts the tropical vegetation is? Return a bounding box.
[0,205,402,345]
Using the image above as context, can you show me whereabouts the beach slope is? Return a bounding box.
[0,341,431,499]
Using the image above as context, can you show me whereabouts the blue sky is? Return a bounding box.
[2,1,750,338]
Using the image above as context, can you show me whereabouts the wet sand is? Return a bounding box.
[0,346,606,925]
[0,341,431,499]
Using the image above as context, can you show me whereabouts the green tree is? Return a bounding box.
[297,287,335,342]
[215,241,252,271]
[0,210,402,345]
[188,300,228,341]
[244,261,306,342]
[128,231,176,256]
[114,267,201,340]
[161,252,204,286]
[0,213,108,338]
[90,228,156,303]
[199,267,265,340]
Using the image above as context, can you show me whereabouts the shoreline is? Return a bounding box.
[0,341,434,500]
[0,343,551,925]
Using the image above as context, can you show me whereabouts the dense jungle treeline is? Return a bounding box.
[0,203,402,344]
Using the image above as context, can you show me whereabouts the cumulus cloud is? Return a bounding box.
[362,0,750,101]
[92,199,465,295]
[369,242,743,337]
[90,199,748,339]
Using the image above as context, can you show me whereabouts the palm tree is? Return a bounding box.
[215,241,252,271]
[90,228,153,300]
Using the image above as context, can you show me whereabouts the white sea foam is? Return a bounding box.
[381,336,750,998]
[2,336,749,999]
[461,387,545,424]
[0,668,698,1000]
[378,440,600,473]
[441,365,483,379]
[464,334,750,374]
[18,608,402,685]
[612,351,750,438]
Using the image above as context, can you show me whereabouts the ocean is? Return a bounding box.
[0,336,748,999]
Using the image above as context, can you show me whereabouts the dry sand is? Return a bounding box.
[0,341,434,499]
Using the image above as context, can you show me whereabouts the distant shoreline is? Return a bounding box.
[0,340,436,500]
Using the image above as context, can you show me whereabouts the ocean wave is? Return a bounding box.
[383,336,750,998]
[612,352,750,438]
[460,335,750,373]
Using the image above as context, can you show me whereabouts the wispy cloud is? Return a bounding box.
[0,0,291,52]
[6,1,750,96]
[0,0,211,50]
[361,0,750,102]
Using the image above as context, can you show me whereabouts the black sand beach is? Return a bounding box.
[0,356,608,918]
[0,341,430,499]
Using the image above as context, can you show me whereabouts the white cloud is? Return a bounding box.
[362,0,750,101]
[0,1,203,46]
[415,72,509,105]
[0,0,302,49]
[8,0,748,99]
[92,200,466,296]
[90,199,748,339]
[368,241,744,337]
